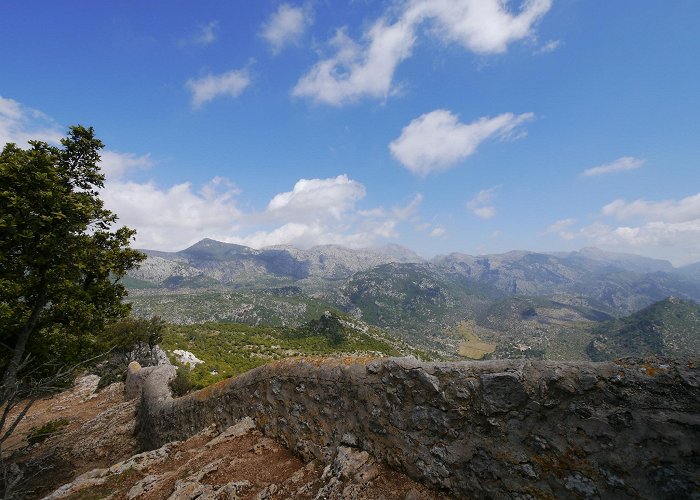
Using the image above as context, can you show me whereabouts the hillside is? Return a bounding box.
[127,287,336,327]
[159,311,432,390]
[466,296,613,360]
[337,263,493,349]
[588,297,700,360]
[125,240,700,360]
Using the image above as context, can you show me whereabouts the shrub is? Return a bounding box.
[26,418,70,446]
[169,367,194,397]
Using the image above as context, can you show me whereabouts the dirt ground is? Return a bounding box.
[3,375,445,499]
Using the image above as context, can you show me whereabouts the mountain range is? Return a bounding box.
[125,239,700,360]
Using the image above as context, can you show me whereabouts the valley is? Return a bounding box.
[126,239,700,364]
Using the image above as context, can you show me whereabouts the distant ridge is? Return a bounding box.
[588,296,700,360]
[126,239,700,357]
[131,238,424,286]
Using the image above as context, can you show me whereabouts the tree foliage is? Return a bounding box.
[0,125,146,386]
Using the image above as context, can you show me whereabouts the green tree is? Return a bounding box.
[0,125,146,390]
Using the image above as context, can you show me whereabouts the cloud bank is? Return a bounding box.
[102,173,424,251]
[577,193,700,265]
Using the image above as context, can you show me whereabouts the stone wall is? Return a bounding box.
[128,357,700,498]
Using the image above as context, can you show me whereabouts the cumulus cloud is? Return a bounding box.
[265,175,366,222]
[186,68,251,108]
[467,187,498,219]
[102,177,243,250]
[409,0,552,53]
[242,186,423,248]
[293,0,552,105]
[389,109,533,176]
[262,4,312,53]
[580,192,700,265]
[582,156,645,177]
[102,170,424,251]
[0,95,63,147]
[100,151,153,181]
[292,18,416,105]
[1,97,421,251]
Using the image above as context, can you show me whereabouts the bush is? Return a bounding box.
[93,316,166,390]
[169,367,194,397]
[26,418,70,446]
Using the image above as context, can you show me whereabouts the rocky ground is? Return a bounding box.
[3,375,443,499]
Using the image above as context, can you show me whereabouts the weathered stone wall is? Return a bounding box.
[129,357,700,498]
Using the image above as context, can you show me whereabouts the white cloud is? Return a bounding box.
[102,178,242,250]
[580,192,700,265]
[582,156,645,177]
[467,187,498,219]
[262,4,312,53]
[536,39,560,54]
[186,68,251,108]
[0,97,147,184]
[408,0,552,54]
[292,17,416,105]
[393,193,423,219]
[546,218,576,233]
[293,0,552,105]
[266,175,366,222]
[389,109,533,176]
[100,151,153,181]
[545,218,576,240]
[182,21,219,46]
[1,97,422,252]
[429,226,447,238]
[103,171,423,251]
[0,95,63,147]
[252,180,422,245]
[601,193,700,222]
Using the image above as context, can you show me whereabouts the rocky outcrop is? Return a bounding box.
[129,357,700,499]
[47,415,441,500]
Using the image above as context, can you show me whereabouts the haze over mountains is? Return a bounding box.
[126,238,700,360]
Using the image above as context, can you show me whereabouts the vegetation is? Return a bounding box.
[588,297,700,360]
[0,127,145,499]
[93,316,166,389]
[159,311,427,391]
[0,126,145,388]
[127,289,336,327]
[450,321,496,359]
[26,418,70,446]
[169,367,195,397]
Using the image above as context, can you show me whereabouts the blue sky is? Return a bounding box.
[2,1,699,264]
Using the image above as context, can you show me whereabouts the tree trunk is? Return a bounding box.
[2,277,47,394]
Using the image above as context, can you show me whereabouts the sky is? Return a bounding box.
[1,1,699,265]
